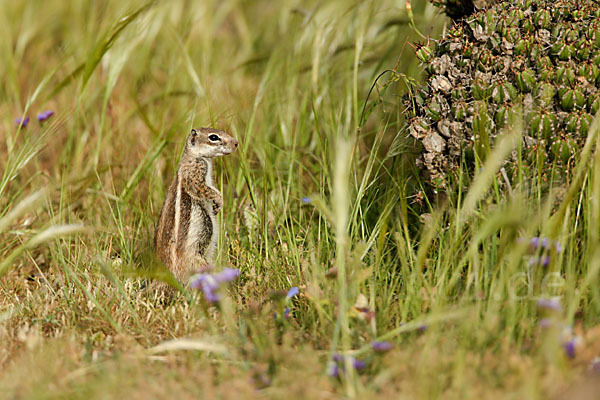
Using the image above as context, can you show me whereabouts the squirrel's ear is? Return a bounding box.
[191,129,197,136]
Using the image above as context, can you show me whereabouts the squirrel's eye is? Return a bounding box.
[208,134,220,142]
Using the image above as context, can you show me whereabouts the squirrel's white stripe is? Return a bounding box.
[205,159,214,189]
[172,170,183,264]
[203,159,218,261]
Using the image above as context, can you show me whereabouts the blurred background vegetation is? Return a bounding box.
[1,0,599,398]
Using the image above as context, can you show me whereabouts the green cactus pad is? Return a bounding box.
[405,0,600,187]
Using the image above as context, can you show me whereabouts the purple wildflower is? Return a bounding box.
[530,237,540,248]
[189,268,240,303]
[371,341,394,352]
[189,275,203,290]
[330,354,366,373]
[562,339,577,359]
[537,298,562,312]
[15,116,29,128]
[525,237,562,254]
[203,288,221,303]
[539,318,553,328]
[331,353,367,369]
[301,197,312,204]
[214,268,240,283]
[543,255,551,266]
[418,324,428,332]
[328,363,339,378]
[529,237,550,249]
[529,255,551,267]
[251,371,272,389]
[37,110,54,122]
[286,286,299,299]
[190,274,220,302]
[352,358,366,370]
[554,242,562,253]
[355,307,375,321]
[189,274,215,290]
[273,307,291,320]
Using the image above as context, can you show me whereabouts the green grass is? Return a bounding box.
[1,0,600,398]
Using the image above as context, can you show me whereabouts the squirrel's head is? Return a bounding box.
[185,127,238,158]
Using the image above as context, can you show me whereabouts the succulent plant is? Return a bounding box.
[430,0,498,20]
[405,0,600,188]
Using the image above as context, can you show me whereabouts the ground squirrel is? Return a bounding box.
[154,127,238,285]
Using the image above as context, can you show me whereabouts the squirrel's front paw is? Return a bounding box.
[212,197,223,214]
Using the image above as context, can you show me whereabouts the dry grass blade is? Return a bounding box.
[120,138,167,200]
[0,189,47,234]
[147,338,228,355]
[458,127,522,227]
[81,1,157,90]
[0,223,89,278]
